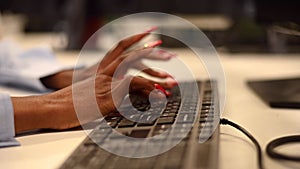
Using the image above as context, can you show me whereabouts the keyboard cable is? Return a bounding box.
[220,118,300,169]
[220,118,264,169]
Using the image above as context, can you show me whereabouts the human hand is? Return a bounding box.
[67,47,177,127]
[13,47,177,132]
[40,27,173,90]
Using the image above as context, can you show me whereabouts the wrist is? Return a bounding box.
[12,95,51,133]
[44,88,79,130]
[12,89,79,133]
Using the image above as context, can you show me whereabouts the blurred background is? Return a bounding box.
[0,0,300,53]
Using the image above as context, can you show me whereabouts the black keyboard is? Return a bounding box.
[60,81,219,169]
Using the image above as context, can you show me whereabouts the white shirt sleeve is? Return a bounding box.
[0,93,20,147]
[0,40,75,92]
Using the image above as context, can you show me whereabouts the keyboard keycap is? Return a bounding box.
[136,115,157,126]
[107,121,117,128]
[128,129,150,138]
[161,112,176,117]
[177,114,195,123]
[157,117,175,124]
[118,119,135,128]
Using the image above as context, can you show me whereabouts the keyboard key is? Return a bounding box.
[105,116,121,122]
[137,115,157,126]
[107,121,117,128]
[118,119,135,128]
[128,129,150,138]
[169,109,178,113]
[201,105,211,110]
[106,112,122,117]
[202,101,213,106]
[157,117,175,124]
[155,124,172,131]
[153,124,172,135]
[177,114,195,123]
[160,112,176,117]
[180,110,196,114]
[125,113,141,121]
[172,102,180,106]
[199,118,214,123]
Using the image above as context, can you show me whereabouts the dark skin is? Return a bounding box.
[12,29,177,133]
[40,29,173,90]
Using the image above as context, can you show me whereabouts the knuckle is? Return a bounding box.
[117,40,128,49]
[120,54,128,61]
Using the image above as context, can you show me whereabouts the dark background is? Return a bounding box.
[1,0,300,52]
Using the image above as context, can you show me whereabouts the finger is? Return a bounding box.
[144,48,177,60]
[143,39,163,48]
[130,76,178,96]
[126,44,177,60]
[156,79,178,89]
[109,76,161,103]
[129,76,166,98]
[101,48,167,77]
[107,26,157,61]
[133,63,173,78]
[102,48,177,77]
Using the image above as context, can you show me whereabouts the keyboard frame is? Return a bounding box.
[60,81,220,169]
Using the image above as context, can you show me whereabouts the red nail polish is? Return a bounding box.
[145,26,158,33]
[165,91,172,96]
[154,83,168,95]
[145,40,163,48]
[170,82,178,87]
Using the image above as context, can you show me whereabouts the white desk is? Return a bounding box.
[1,34,300,169]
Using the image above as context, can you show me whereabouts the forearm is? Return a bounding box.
[12,95,51,133]
[11,91,78,133]
[40,68,92,90]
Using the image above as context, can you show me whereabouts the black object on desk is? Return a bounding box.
[247,78,300,109]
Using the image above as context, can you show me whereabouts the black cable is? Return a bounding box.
[266,135,300,161]
[220,118,264,169]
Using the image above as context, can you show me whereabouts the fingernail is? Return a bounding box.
[145,26,158,33]
[154,83,168,95]
[171,81,178,87]
[165,91,172,96]
[144,40,163,48]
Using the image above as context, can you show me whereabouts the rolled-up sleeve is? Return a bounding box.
[0,93,20,147]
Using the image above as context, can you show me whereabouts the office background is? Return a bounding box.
[0,1,300,169]
[1,0,300,52]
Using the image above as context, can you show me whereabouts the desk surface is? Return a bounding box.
[1,33,300,169]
